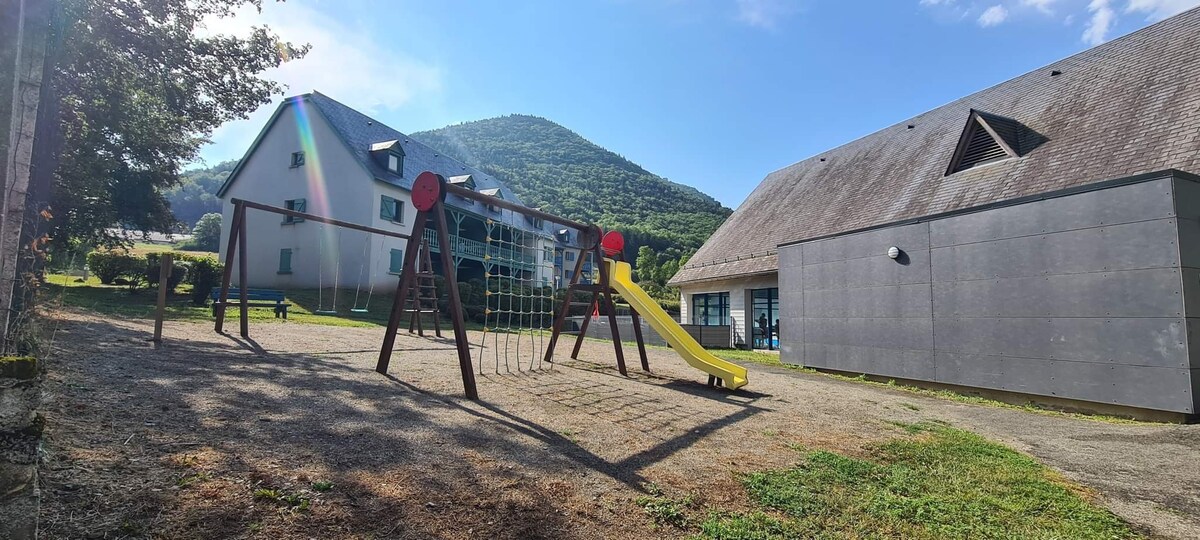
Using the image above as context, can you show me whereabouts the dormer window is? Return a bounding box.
[480,188,503,213]
[448,175,477,204]
[370,140,405,177]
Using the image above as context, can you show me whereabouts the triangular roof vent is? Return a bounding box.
[946,110,1042,175]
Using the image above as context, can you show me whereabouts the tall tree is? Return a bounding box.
[48,0,308,248]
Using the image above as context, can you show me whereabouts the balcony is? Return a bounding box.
[423,228,538,268]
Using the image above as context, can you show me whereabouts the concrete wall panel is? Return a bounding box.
[935,352,1193,413]
[803,283,932,319]
[802,222,930,265]
[805,344,934,380]
[929,178,1174,247]
[932,268,1183,319]
[931,218,1180,282]
[803,251,931,291]
[804,318,934,350]
[935,317,1187,368]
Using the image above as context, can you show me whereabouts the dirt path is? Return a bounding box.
[36,310,1200,539]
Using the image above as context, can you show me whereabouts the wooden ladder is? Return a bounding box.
[406,238,442,337]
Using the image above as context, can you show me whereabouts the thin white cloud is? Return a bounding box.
[1125,0,1200,20]
[919,0,956,5]
[978,4,1011,25]
[1082,0,1117,44]
[197,3,443,162]
[735,0,797,29]
[1021,0,1058,13]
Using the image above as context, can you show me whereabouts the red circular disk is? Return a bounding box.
[411,171,442,211]
[601,230,625,257]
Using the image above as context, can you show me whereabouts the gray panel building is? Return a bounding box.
[670,8,1200,415]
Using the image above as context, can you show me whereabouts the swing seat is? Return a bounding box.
[313,309,338,315]
[349,308,370,314]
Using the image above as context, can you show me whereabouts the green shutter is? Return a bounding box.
[389,248,404,273]
[278,248,292,273]
[380,195,395,221]
[293,199,305,222]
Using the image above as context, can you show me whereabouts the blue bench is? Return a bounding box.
[210,287,290,319]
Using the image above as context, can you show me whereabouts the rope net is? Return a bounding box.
[478,208,558,374]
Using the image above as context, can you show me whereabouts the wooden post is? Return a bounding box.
[214,202,243,333]
[152,253,173,342]
[433,201,478,399]
[376,211,428,374]
[629,307,649,371]
[238,204,250,338]
[569,293,598,359]
[593,242,627,376]
[544,237,592,364]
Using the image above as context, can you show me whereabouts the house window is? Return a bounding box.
[278,249,293,274]
[283,199,306,224]
[543,246,554,262]
[387,153,403,175]
[389,248,404,273]
[691,292,730,326]
[565,251,576,262]
[290,151,305,168]
[380,195,404,223]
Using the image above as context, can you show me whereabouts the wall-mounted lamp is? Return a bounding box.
[887,246,901,259]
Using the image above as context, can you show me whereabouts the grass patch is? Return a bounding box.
[635,493,694,528]
[311,481,334,492]
[698,422,1136,540]
[42,273,484,332]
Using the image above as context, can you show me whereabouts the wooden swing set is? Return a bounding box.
[214,171,652,400]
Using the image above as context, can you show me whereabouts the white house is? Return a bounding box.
[216,91,569,294]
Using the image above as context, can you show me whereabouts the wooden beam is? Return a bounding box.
[214,202,243,333]
[231,198,411,240]
[433,200,479,399]
[152,253,172,342]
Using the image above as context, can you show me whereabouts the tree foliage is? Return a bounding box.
[176,212,222,252]
[49,0,308,249]
[412,115,731,268]
[165,160,236,226]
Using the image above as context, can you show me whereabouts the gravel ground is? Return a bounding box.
[36,310,1200,539]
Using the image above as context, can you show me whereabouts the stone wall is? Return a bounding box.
[0,356,40,539]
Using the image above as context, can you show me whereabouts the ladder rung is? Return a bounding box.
[569,301,596,307]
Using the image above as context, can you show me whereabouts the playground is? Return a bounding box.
[34,172,1200,538]
[36,309,1200,539]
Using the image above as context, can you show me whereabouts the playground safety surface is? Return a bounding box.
[37,309,1200,539]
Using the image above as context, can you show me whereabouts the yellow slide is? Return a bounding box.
[606,259,749,390]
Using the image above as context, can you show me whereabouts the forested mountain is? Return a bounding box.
[165,160,235,227]
[413,115,731,259]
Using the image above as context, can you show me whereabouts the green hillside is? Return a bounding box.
[412,115,731,257]
[165,160,236,227]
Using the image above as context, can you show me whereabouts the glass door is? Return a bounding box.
[750,288,779,350]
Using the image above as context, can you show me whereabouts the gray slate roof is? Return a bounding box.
[671,7,1200,285]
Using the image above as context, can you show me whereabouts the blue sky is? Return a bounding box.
[198,0,1199,208]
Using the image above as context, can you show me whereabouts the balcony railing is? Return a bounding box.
[423,228,539,268]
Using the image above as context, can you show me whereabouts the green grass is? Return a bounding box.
[637,493,693,528]
[43,273,481,331]
[697,422,1137,540]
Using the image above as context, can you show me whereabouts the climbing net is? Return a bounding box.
[478,210,559,374]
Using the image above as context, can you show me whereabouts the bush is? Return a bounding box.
[185,257,224,306]
[144,253,189,292]
[86,251,144,285]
